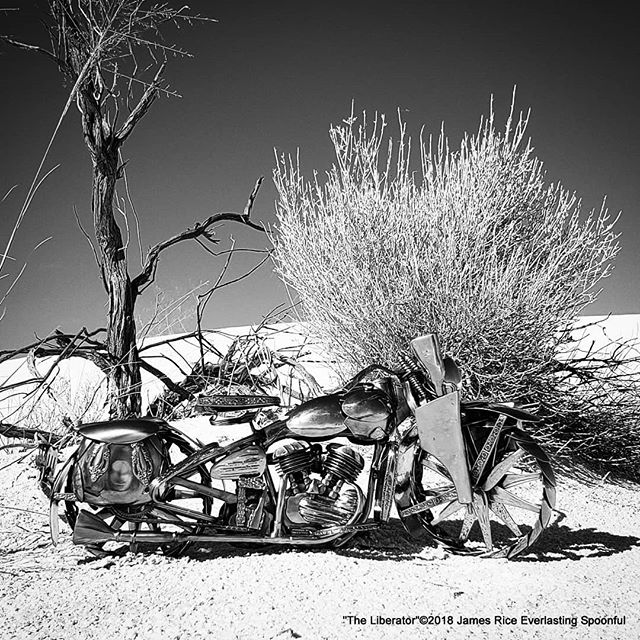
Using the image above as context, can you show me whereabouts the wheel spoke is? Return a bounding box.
[492,486,540,513]
[458,508,475,543]
[431,499,465,525]
[481,449,525,490]
[489,501,522,536]
[401,488,457,517]
[405,422,555,559]
[501,472,541,490]
[469,414,507,484]
[422,457,451,479]
[128,521,140,553]
[472,493,493,551]
[430,484,456,495]
[150,508,192,531]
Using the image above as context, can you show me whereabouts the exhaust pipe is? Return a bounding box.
[71,510,380,548]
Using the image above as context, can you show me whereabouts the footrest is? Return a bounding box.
[196,394,281,413]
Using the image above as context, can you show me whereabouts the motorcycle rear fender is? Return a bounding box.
[413,390,473,504]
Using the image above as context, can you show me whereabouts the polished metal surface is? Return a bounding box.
[410,334,446,396]
[287,394,347,438]
[236,476,267,528]
[273,441,311,477]
[323,445,364,482]
[442,356,462,388]
[395,411,556,558]
[72,507,380,546]
[414,391,473,504]
[273,441,368,529]
[298,483,363,526]
[76,418,168,444]
[378,443,397,522]
[342,385,392,421]
[341,383,392,440]
[469,414,507,484]
[400,488,458,517]
[210,445,266,479]
[172,477,237,503]
[196,394,281,412]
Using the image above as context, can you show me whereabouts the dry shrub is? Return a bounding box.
[1,373,107,452]
[149,324,324,419]
[272,103,640,479]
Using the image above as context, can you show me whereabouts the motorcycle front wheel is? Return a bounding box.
[395,418,556,558]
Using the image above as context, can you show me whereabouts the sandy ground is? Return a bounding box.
[1,444,639,640]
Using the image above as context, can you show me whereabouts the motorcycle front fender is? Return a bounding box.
[413,390,473,505]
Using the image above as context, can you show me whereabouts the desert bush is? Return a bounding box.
[149,323,324,419]
[2,371,107,437]
[272,104,640,479]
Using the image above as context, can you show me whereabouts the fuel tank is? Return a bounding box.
[287,393,347,438]
[286,382,394,440]
[342,382,393,440]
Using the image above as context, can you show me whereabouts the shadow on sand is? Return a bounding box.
[516,520,640,562]
[73,515,640,565]
[186,515,640,563]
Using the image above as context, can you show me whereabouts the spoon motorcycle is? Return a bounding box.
[24,334,557,559]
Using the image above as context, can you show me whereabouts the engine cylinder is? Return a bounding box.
[272,441,311,475]
[323,445,364,483]
[273,441,311,494]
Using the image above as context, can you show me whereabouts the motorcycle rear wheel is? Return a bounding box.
[67,431,212,557]
[80,503,207,557]
[396,419,556,558]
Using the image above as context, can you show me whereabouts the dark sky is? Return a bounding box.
[1,1,639,347]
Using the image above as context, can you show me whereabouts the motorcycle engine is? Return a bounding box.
[273,441,365,528]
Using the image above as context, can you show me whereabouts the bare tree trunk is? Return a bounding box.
[4,2,264,420]
[92,144,141,418]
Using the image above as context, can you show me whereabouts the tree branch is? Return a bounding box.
[116,62,166,143]
[0,329,112,396]
[0,36,69,72]
[0,328,106,365]
[137,330,223,359]
[131,177,265,295]
[137,359,193,402]
[0,422,64,444]
[0,327,202,406]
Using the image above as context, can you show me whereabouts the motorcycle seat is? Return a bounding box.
[196,394,281,413]
[75,418,168,444]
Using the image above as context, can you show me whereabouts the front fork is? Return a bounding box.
[35,442,60,499]
[410,390,473,505]
[371,440,398,522]
[400,334,473,507]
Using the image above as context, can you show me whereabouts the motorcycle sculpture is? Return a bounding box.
[24,334,556,559]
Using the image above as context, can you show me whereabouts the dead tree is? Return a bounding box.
[3,2,265,417]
